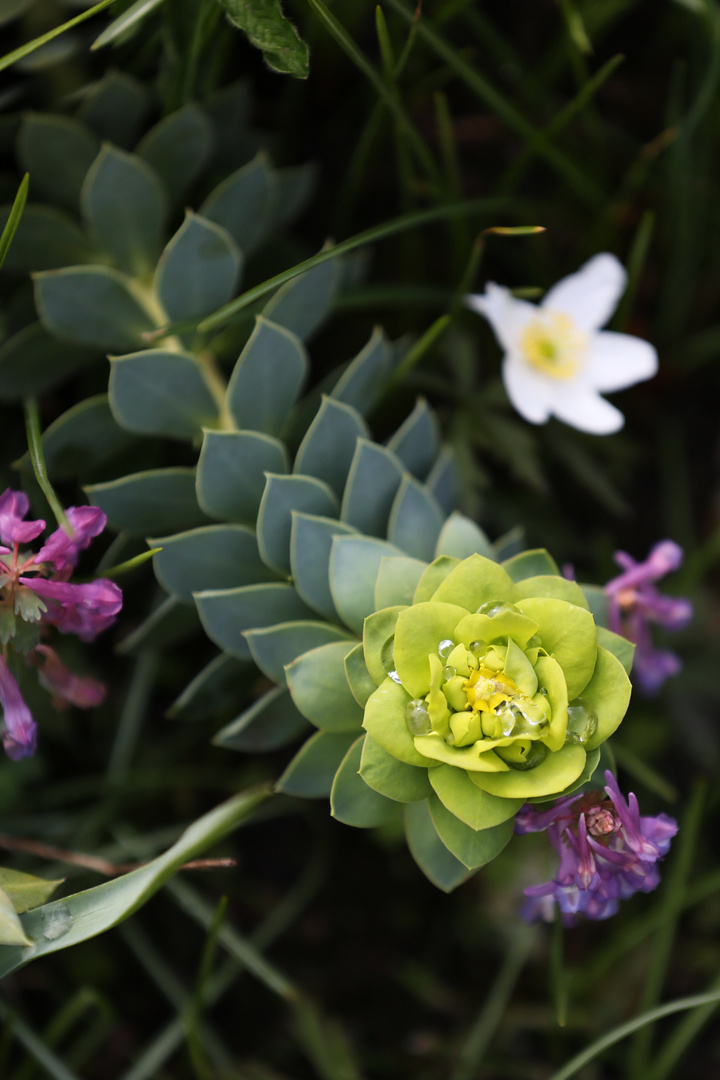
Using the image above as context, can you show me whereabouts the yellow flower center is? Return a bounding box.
[464,667,517,714]
[519,311,587,379]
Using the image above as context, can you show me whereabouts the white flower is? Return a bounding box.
[466,253,658,434]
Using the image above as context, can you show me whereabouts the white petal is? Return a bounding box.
[502,355,554,424]
[541,253,627,332]
[466,283,537,353]
[584,330,658,392]
[550,385,625,434]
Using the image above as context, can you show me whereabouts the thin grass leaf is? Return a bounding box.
[97,547,162,581]
[375,6,395,79]
[106,652,159,784]
[0,174,28,271]
[0,0,118,72]
[11,989,114,1080]
[23,397,71,533]
[291,995,366,1080]
[611,744,678,804]
[647,971,720,1080]
[385,314,451,392]
[613,210,655,331]
[92,0,166,48]
[0,1000,82,1080]
[185,896,229,1080]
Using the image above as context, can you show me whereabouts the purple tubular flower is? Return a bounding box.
[516,770,678,925]
[0,489,45,546]
[31,645,106,708]
[23,577,123,641]
[35,506,107,572]
[605,540,693,695]
[0,655,36,760]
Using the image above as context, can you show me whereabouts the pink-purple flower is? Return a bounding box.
[515,770,678,924]
[605,540,693,695]
[0,489,121,759]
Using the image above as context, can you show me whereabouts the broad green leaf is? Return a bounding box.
[150,525,269,602]
[118,595,200,656]
[344,643,377,707]
[136,103,213,203]
[197,429,289,523]
[435,512,494,560]
[0,786,269,978]
[276,731,357,797]
[200,152,275,255]
[469,744,587,799]
[109,349,218,438]
[428,765,522,830]
[227,316,308,435]
[286,641,363,732]
[363,674,428,768]
[167,653,250,721]
[34,266,155,352]
[290,512,357,621]
[426,446,458,517]
[219,0,310,79]
[393,601,470,698]
[39,394,134,480]
[387,475,444,561]
[516,597,597,698]
[17,113,100,211]
[329,535,403,634]
[404,800,473,892]
[340,439,404,537]
[257,473,338,576]
[81,145,167,274]
[195,582,311,658]
[214,685,309,751]
[77,71,150,149]
[428,796,514,870]
[386,398,439,479]
[514,575,589,609]
[262,252,340,341]
[596,625,635,674]
[583,646,632,751]
[293,396,369,498]
[274,163,317,226]
[431,553,520,609]
[0,887,32,947]
[331,737,399,827]
[330,327,393,416]
[582,584,610,628]
[0,204,97,272]
[155,212,242,322]
[502,549,561,581]
[245,620,354,684]
[374,555,426,609]
[360,734,431,802]
[86,468,208,535]
[493,525,525,562]
[363,605,405,687]
[413,555,460,603]
[0,869,63,914]
[0,323,96,400]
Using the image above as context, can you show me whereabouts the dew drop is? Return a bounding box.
[437,638,454,659]
[565,697,598,745]
[494,701,520,737]
[468,640,483,657]
[476,600,521,618]
[41,904,73,941]
[441,665,456,681]
[404,699,432,735]
[388,669,401,684]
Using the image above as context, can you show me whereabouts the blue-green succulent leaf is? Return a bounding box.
[200,152,275,255]
[38,394,134,481]
[150,525,269,602]
[195,583,310,658]
[109,350,218,439]
[331,737,400,827]
[360,734,432,802]
[435,512,494,560]
[387,475,444,561]
[428,796,514,870]
[155,212,242,322]
[277,730,357,798]
[329,327,393,416]
[77,72,150,149]
[34,266,155,352]
[329,535,403,634]
[290,512,358,621]
[18,114,100,212]
[245,620,355,685]
[197,430,289,524]
[286,641,363,732]
[582,584,610,628]
[0,204,97,272]
[386,398,440,480]
[426,446,459,517]
[86,468,208,535]
[363,607,406,687]
[0,323,96,400]
[213,685,309,751]
[293,396,369,498]
[262,250,340,341]
[596,626,635,675]
[340,439,404,537]
[257,473,338,576]
[404,800,473,892]
[493,525,525,561]
[80,145,167,275]
[227,316,308,436]
[344,643,377,708]
[137,104,214,204]
[167,653,250,721]
[502,549,561,581]
[374,555,427,609]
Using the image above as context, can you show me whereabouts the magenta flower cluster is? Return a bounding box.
[605,540,692,695]
[515,771,678,924]
[0,489,122,761]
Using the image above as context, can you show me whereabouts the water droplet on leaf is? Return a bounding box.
[477,600,521,618]
[565,697,598,745]
[441,665,456,681]
[404,699,432,735]
[41,904,73,941]
[437,638,454,659]
[388,669,401,684]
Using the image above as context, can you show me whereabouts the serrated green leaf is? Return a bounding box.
[262,252,340,341]
[434,512,494,560]
[404,800,473,892]
[286,641,363,732]
[197,429,289,523]
[257,473,338,576]
[219,0,310,79]
[245,620,354,684]
[0,869,63,914]
[150,525,270,602]
[34,266,155,352]
[386,398,440,479]
[195,583,311,658]
[201,152,276,255]
[109,349,218,439]
[227,316,308,435]
[360,734,431,802]
[330,326,393,416]
[38,394,135,481]
[331,736,399,827]
[277,731,357,797]
[329,535,403,634]
[0,203,96,272]
[387,475,444,561]
[17,113,100,212]
[428,796,514,870]
[374,555,426,609]
[214,685,309,750]
[340,439,404,537]
[0,323,97,400]
[289,512,357,621]
[293,397,368,498]
[136,103,213,202]
[168,652,250,721]
[86,468,208,535]
[155,212,242,322]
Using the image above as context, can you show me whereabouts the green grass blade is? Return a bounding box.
[0,174,28,271]
[0,1000,82,1080]
[647,971,720,1080]
[23,397,71,534]
[385,314,451,393]
[0,0,118,72]
[97,548,162,581]
[92,0,165,48]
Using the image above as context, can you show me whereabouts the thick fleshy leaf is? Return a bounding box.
[77,72,150,149]
[393,601,470,698]
[412,733,509,773]
[428,796,514,870]
[386,398,440,479]
[431,554,519,609]
[0,323,96,400]
[274,163,317,226]
[340,440,404,537]
[329,535,403,634]
[39,395,134,481]
[469,744,587,798]
[257,474,338,576]
[150,525,269,602]
[330,327,393,416]
[344,643,377,708]
[516,597,597,698]
[362,675,429,768]
[0,870,62,914]
[434,512,494,560]
[404,800,473,892]
[201,152,275,254]
[197,430,288,524]
[245,621,354,685]
[262,251,340,341]
[118,596,201,657]
[426,446,458,517]
[374,556,427,609]
[213,686,309,751]
[454,609,539,650]
[17,113,100,211]
[276,731,357,797]
[0,204,97,272]
[167,653,250,721]
[492,526,525,562]
[195,583,311,658]
[137,104,214,203]
[86,469,208,535]
[293,397,369,498]
[597,625,635,674]
[289,513,357,621]
[155,212,242,322]
[534,654,568,752]
[80,145,167,274]
[360,734,431,802]
[582,646,632,750]
[582,584,610,628]
[502,549,560,581]
[363,606,406,687]
[109,350,218,439]
[227,316,308,435]
[387,476,444,562]
[514,575,589,609]
[286,641,364,732]
[413,556,460,603]
[530,748,602,805]
[331,737,399,827]
[34,266,155,352]
[0,788,269,979]
[428,765,522,830]
[0,888,32,946]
